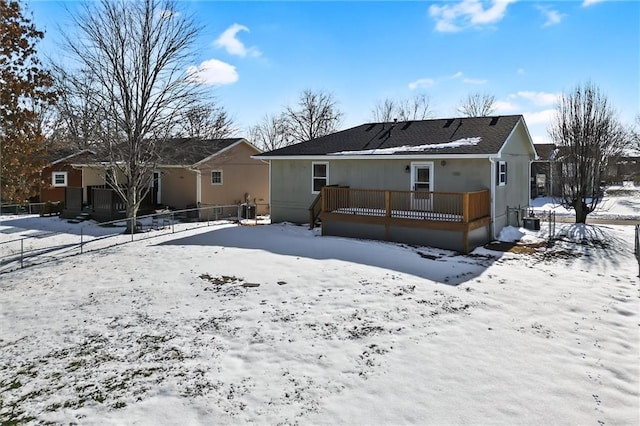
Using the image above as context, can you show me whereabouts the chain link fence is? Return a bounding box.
[0,203,269,275]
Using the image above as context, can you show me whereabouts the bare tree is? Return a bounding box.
[61,0,201,230]
[457,92,496,117]
[548,82,627,223]
[370,94,433,122]
[284,89,343,143]
[177,101,236,139]
[249,113,291,152]
[48,67,106,150]
[370,98,396,122]
[631,115,640,151]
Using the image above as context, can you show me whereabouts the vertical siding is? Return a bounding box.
[270,157,492,224]
[493,121,536,234]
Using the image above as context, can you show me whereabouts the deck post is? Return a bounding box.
[462,192,470,223]
[321,187,327,212]
[385,191,391,218]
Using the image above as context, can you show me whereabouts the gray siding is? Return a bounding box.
[270,157,491,224]
[493,121,536,235]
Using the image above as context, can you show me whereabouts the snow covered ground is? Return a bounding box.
[531,182,640,220]
[0,202,638,424]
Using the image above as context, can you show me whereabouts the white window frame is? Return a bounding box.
[312,162,329,194]
[498,161,507,186]
[52,171,68,187]
[211,170,223,185]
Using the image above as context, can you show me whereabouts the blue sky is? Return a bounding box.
[27,0,639,144]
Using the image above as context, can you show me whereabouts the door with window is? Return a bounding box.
[410,162,433,210]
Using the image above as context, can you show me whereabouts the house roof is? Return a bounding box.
[159,138,246,165]
[256,115,526,158]
[533,143,557,161]
[47,148,97,165]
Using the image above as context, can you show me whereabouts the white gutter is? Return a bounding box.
[489,157,497,239]
[268,160,272,212]
[196,170,202,205]
[252,153,495,161]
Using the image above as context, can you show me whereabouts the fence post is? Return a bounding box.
[130,217,134,242]
[635,224,639,278]
[20,239,24,268]
[80,226,84,254]
[171,212,175,233]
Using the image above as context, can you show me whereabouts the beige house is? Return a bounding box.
[68,138,269,221]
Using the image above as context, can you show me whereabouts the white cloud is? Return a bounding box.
[513,91,559,106]
[463,78,487,84]
[582,0,606,6]
[214,23,261,57]
[523,109,556,125]
[408,78,436,90]
[493,100,519,113]
[451,71,464,79]
[187,59,239,86]
[536,6,565,27]
[428,0,518,33]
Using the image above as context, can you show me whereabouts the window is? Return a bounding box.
[312,162,328,194]
[52,171,68,187]
[498,161,508,186]
[211,170,223,185]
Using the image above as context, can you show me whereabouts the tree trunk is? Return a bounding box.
[574,197,588,224]
[125,187,140,233]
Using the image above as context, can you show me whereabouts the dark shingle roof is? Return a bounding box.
[257,115,524,157]
[533,143,557,161]
[47,148,96,165]
[160,138,244,165]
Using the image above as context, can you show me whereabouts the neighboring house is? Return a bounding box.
[604,155,640,185]
[530,143,561,198]
[72,138,269,221]
[255,115,536,253]
[40,149,96,204]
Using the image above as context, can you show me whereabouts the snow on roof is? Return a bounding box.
[329,137,482,156]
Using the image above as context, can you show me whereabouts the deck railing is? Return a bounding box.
[322,187,490,223]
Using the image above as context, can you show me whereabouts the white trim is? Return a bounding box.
[52,171,68,187]
[268,160,272,211]
[496,116,537,159]
[196,170,202,204]
[409,161,434,191]
[192,138,261,167]
[489,158,496,239]
[498,161,507,186]
[50,149,96,165]
[410,161,434,210]
[254,153,497,161]
[211,170,223,185]
[311,161,329,194]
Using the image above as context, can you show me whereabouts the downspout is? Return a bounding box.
[195,170,202,205]
[267,160,272,216]
[489,157,497,239]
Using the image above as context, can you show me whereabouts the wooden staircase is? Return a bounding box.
[308,191,323,229]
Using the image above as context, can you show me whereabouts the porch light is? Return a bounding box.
[405,165,410,173]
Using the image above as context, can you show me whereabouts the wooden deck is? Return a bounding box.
[317,187,491,252]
